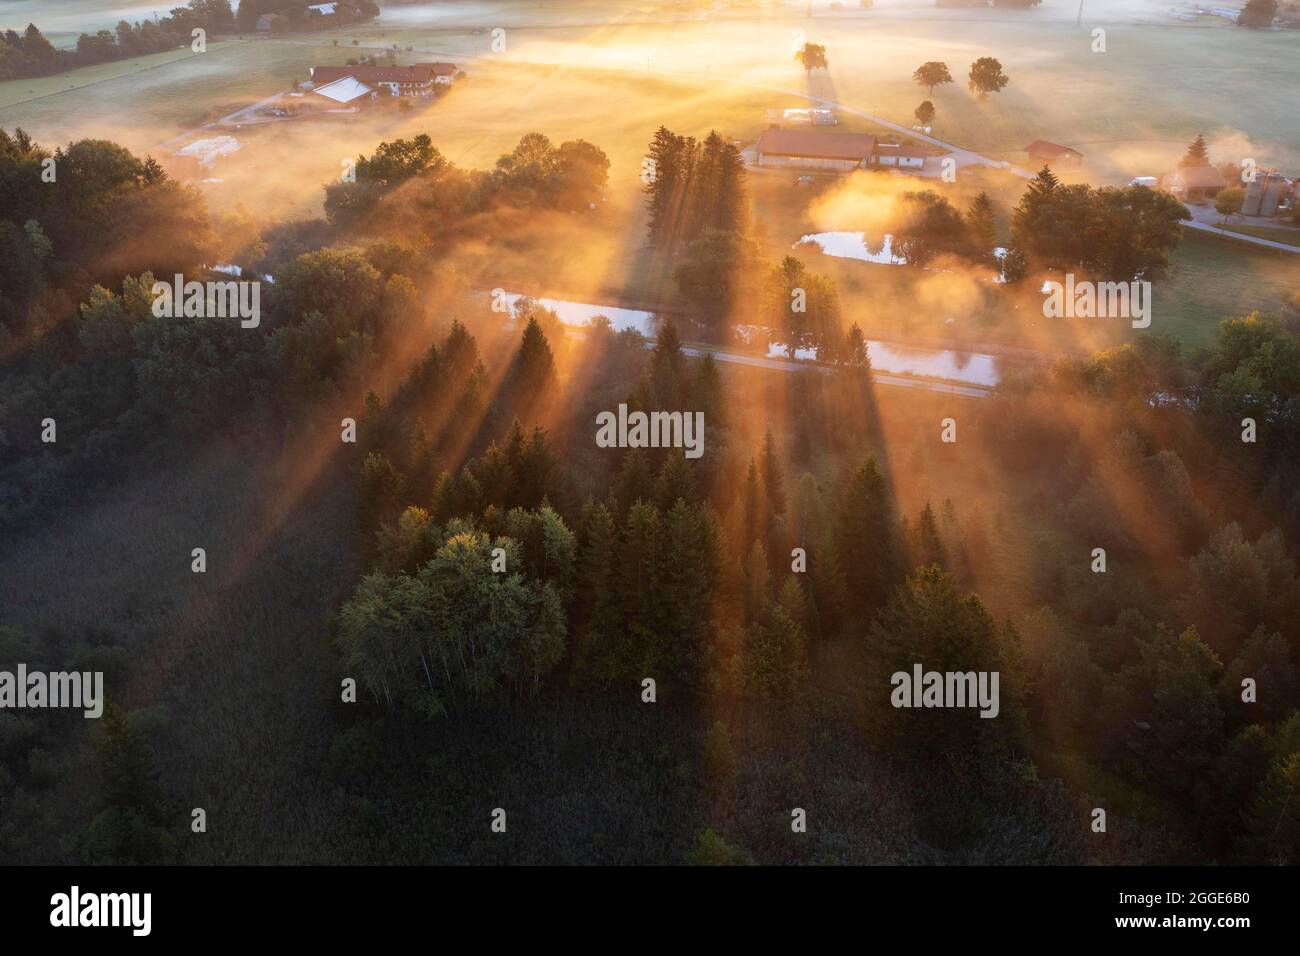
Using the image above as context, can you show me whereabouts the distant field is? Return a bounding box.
[0,1,164,34]
[0,40,320,143]
[4,3,1296,172]
[0,42,247,113]
[1,1,1294,356]
[339,10,1300,183]
[1157,234,1300,350]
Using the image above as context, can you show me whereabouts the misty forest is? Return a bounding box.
[1,0,1299,866]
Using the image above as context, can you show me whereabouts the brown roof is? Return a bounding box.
[756,128,876,161]
[310,62,455,84]
[1024,139,1082,157]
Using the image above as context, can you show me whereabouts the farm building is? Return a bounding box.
[312,75,377,105]
[1024,140,1084,168]
[872,143,927,169]
[1241,171,1290,217]
[309,63,458,97]
[1162,164,1227,202]
[755,128,877,171]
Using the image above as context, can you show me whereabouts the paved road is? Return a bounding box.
[1181,214,1300,254]
[681,346,992,399]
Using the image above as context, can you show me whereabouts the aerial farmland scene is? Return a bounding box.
[0,0,1298,916]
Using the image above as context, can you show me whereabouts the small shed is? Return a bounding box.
[1024,140,1084,168]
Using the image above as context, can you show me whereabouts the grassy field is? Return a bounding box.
[0,39,318,142]
[1,0,1294,356]
[4,2,1296,169]
[1156,233,1300,349]
[346,7,1300,183]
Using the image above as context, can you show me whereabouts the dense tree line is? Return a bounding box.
[0,129,435,529]
[237,0,379,33]
[0,128,208,326]
[332,285,1300,861]
[2,122,1299,863]
[643,126,747,248]
[2,4,229,79]
[0,2,380,79]
[324,132,610,236]
[1008,166,1189,282]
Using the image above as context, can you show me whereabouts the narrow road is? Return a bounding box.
[1181,215,1300,254]
[680,346,992,399]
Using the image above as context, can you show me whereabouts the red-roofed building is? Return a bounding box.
[1024,140,1084,168]
[309,62,457,97]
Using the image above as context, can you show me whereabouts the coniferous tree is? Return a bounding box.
[844,323,870,369]
[913,501,947,570]
[744,595,807,701]
[451,465,483,519]
[741,459,763,553]
[357,452,405,544]
[651,317,686,404]
[867,566,1023,757]
[795,472,846,637]
[508,316,557,417]
[616,500,664,672]
[1098,623,1224,798]
[573,500,619,684]
[692,351,724,424]
[655,499,719,684]
[615,448,653,517]
[1180,133,1210,168]
[835,457,901,620]
[77,703,171,863]
[966,192,997,265]
[741,540,771,626]
[939,498,971,584]
[1238,751,1300,864]
[760,429,787,518]
[654,453,696,512]
[644,126,687,245]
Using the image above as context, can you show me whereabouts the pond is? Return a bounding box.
[497,292,656,336]
[498,292,1001,386]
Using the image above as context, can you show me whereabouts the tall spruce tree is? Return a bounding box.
[966,192,998,265]
[835,457,901,619]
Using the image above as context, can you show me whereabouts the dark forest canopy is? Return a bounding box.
[1,128,1299,865]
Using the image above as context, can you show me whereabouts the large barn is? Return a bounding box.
[755,128,878,171]
[308,62,457,97]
